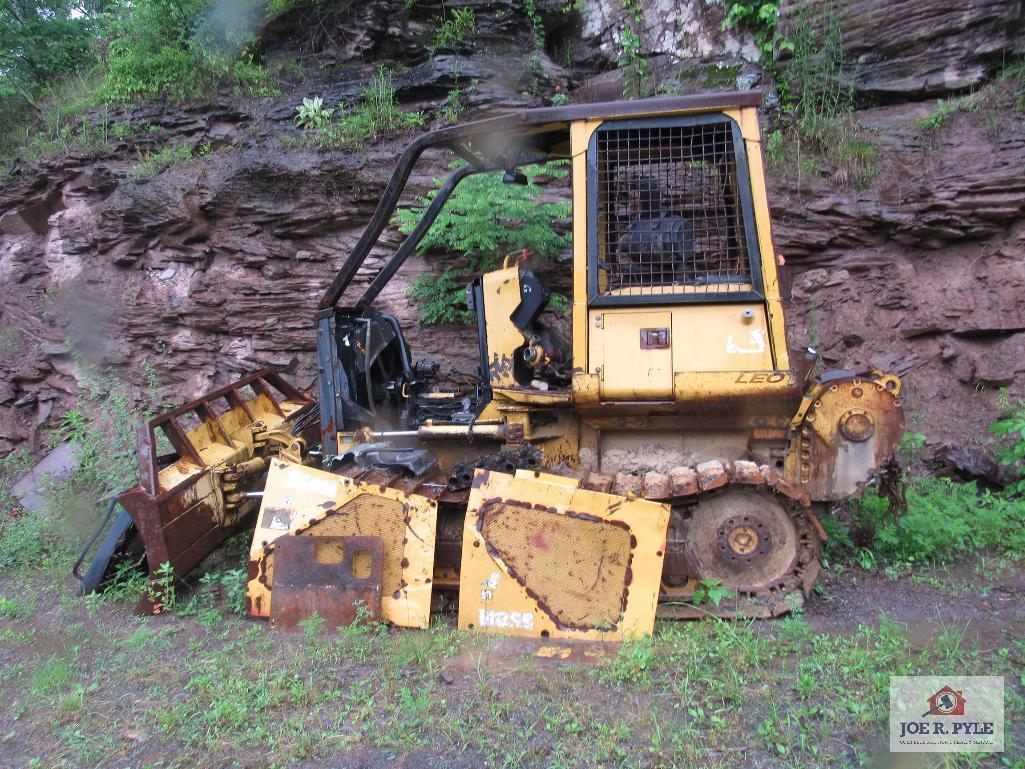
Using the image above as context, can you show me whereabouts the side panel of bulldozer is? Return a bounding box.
[458,469,669,640]
[246,459,438,629]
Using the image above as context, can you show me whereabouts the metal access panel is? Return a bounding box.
[596,310,673,400]
[269,535,383,631]
[458,469,670,640]
[247,460,437,628]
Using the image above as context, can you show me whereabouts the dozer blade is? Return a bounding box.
[246,459,438,629]
[458,469,670,641]
[116,369,315,613]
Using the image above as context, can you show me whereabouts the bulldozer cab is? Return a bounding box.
[316,91,789,453]
[573,109,788,403]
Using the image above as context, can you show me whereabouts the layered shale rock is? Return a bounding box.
[2,0,1025,458]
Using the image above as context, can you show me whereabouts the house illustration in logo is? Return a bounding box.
[921,685,966,717]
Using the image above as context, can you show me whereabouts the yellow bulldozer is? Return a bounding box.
[83,91,904,639]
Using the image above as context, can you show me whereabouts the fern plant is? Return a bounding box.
[430,8,476,53]
[405,268,475,325]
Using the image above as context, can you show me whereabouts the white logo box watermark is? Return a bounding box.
[890,676,1004,752]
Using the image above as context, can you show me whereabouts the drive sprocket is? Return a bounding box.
[660,484,822,619]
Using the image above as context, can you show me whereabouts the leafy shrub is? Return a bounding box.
[102,0,273,102]
[295,96,335,129]
[146,560,179,611]
[720,0,782,59]
[102,0,210,101]
[1,0,280,164]
[394,162,570,324]
[852,477,1025,565]
[322,67,425,149]
[0,0,97,154]
[0,0,96,98]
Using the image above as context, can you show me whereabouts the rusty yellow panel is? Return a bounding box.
[247,459,437,628]
[591,310,673,400]
[458,469,669,640]
[481,263,526,387]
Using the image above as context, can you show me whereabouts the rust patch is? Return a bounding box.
[270,535,383,631]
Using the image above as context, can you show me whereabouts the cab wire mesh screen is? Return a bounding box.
[587,115,761,303]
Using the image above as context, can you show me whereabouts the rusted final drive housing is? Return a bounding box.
[117,370,314,612]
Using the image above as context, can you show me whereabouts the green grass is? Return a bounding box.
[0,562,1020,767]
[917,98,961,131]
[0,594,35,620]
[319,66,425,150]
[129,138,209,179]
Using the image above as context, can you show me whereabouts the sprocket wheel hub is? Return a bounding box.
[683,486,807,593]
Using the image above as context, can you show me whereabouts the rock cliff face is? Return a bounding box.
[1,0,1024,458]
[825,0,1025,97]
